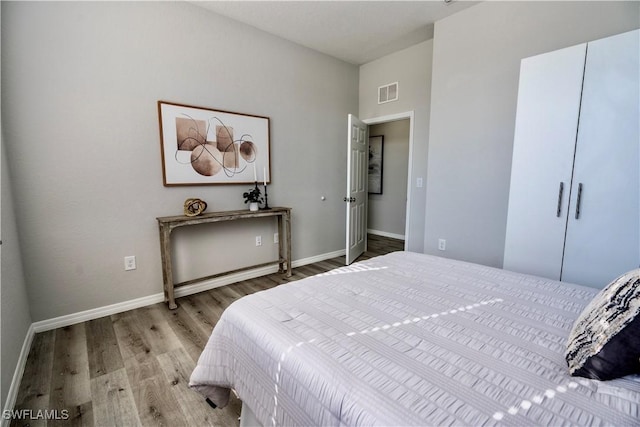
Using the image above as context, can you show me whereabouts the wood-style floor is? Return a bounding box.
[11,234,404,427]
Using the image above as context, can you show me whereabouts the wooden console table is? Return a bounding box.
[157,207,292,309]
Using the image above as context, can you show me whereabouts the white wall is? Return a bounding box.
[2,1,358,321]
[1,141,32,408]
[1,1,33,404]
[368,120,409,238]
[359,40,432,252]
[425,1,640,267]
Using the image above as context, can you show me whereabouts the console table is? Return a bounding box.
[157,207,292,309]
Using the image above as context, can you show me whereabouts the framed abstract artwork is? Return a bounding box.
[368,135,384,194]
[158,101,270,186]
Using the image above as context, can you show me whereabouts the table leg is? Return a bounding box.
[277,215,285,274]
[159,225,178,309]
[284,211,292,277]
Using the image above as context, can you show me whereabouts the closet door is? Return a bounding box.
[561,30,639,288]
[503,44,586,280]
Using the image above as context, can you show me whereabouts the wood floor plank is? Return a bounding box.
[49,324,91,410]
[178,293,224,337]
[243,277,278,293]
[124,352,186,426]
[156,348,240,426]
[111,311,152,360]
[314,260,341,272]
[90,368,141,427]
[86,316,124,379]
[133,304,183,356]
[158,304,210,363]
[216,285,245,307]
[288,268,316,280]
[11,330,56,427]
[57,401,94,427]
[230,280,259,297]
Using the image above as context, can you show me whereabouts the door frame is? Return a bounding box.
[362,111,414,251]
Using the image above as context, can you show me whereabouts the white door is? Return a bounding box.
[562,30,640,287]
[503,43,587,279]
[345,114,368,265]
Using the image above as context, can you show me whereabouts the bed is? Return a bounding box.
[189,251,640,426]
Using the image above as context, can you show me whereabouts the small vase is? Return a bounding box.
[249,202,259,211]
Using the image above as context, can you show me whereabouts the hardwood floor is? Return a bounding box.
[11,234,403,427]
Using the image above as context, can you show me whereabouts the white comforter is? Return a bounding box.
[190,252,640,426]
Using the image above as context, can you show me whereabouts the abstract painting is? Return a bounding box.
[158,101,270,186]
[368,135,384,194]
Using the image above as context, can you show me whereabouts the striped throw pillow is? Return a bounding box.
[565,269,640,380]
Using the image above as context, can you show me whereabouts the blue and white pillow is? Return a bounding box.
[565,268,640,380]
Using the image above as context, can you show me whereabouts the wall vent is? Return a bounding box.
[378,82,398,104]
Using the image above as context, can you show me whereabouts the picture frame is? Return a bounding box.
[368,135,384,194]
[158,101,270,186]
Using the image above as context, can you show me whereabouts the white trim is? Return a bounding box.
[367,229,405,241]
[32,293,164,333]
[293,249,345,267]
[2,324,35,427]
[31,249,347,333]
[363,111,413,125]
[363,111,414,252]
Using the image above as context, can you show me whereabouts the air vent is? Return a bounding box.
[378,82,398,104]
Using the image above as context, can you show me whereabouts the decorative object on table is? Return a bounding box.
[262,166,271,210]
[158,101,271,186]
[243,183,263,211]
[368,135,384,194]
[183,198,208,217]
[262,184,271,210]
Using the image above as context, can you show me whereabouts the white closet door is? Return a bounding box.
[562,30,640,288]
[503,44,586,279]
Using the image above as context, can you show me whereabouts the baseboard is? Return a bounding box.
[2,324,35,427]
[32,293,165,333]
[31,248,347,333]
[367,229,405,241]
[292,249,345,268]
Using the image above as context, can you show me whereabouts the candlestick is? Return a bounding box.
[263,167,267,186]
[262,183,271,210]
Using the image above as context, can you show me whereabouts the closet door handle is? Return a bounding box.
[575,183,583,219]
[556,182,564,217]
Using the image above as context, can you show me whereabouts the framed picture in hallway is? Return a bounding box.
[368,135,383,194]
[158,101,270,186]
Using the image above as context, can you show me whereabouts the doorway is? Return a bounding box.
[363,111,414,251]
[366,118,410,243]
[345,111,414,263]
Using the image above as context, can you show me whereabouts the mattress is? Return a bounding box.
[189,252,640,426]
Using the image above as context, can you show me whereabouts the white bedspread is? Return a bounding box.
[190,252,640,426]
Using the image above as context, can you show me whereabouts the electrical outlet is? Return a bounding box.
[274,233,279,244]
[256,236,262,246]
[124,255,136,271]
[438,239,446,251]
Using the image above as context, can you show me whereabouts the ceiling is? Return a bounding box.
[190,1,479,65]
